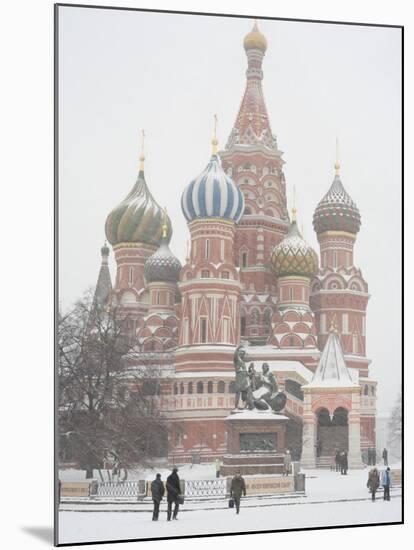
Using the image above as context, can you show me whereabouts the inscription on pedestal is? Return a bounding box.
[240,432,277,452]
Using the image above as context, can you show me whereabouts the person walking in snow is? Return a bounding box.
[382,448,389,467]
[215,458,222,478]
[283,450,291,476]
[230,471,247,514]
[151,473,165,521]
[367,468,380,501]
[381,467,392,501]
[166,467,181,520]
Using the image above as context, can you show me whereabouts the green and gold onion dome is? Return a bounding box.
[271,209,319,278]
[144,212,182,284]
[313,163,361,235]
[244,21,267,52]
[105,153,172,247]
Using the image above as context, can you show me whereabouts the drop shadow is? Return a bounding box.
[21,526,54,545]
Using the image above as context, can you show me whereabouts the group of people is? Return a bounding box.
[150,467,251,519]
[331,449,349,474]
[366,466,393,501]
[365,447,388,467]
[150,467,182,521]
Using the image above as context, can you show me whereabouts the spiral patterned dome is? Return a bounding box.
[181,153,244,223]
[144,232,182,284]
[105,169,172,247]
[313,175,361,235]
[271,218,319,278]
[244,21,267,52]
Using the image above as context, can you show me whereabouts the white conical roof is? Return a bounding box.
[306,329,358,388]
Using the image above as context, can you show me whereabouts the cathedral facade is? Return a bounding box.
[97,23,376,468]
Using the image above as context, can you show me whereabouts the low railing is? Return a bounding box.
[184,478,227,498]
[96,480,146,498]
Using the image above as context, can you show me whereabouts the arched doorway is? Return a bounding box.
[316,407,349,457]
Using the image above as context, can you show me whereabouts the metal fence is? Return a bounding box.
[96,480,145,498]
[184,478,227,498]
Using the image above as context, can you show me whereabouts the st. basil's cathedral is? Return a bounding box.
[96,22,376,469]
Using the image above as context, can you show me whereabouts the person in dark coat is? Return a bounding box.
[230,472,247,514]
[367,468,380,501]
[151,473,165,521]
[382,448,388,467]
[166,467,181,520]
[340,451,348,475]
[335,449,341,472]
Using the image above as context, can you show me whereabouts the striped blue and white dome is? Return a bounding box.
[181,154,244,223]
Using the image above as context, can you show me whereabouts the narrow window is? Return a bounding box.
[200,318,207,343]
[207,381,213,394]
[240,316,246,336]
[241,252,248,268]
[197,381,204,394]
[333,251,338,268]
[222,318,229,343]
[218,381,225,393]
[129,266,133,285]
[205,239,210,259]
[220,239,224,261]
[188,382,193,394]
[289,287,293,301]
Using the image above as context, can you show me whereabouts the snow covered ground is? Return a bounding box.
[58,466,402,544]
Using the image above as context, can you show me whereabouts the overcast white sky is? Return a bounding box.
[58,6,401,414]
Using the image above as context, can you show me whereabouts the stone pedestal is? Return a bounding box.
[221,410,288,476]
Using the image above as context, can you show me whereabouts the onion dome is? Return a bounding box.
[144,213,182,284]
[313,156,361,235]
[271,209,319,278]
[181,123,244,223]
[244,21,267,52]
[105,137,172,247]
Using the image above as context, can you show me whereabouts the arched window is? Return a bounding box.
[251,309,259,325]
[217,381,225,393]
[207,381,213,394]
[173,383,178,395]
[197,381,204,394]
[205,239,210,259]
[241,252,248,268]
[188,382,193,394]
[240,315,246,336]
[128,266,133,285]
[264,308,272,334]
[364,385,369,396]
[180,382,184,395]
[371,386,375,396]
[229,381,236,393]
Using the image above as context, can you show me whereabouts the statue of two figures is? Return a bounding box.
[233,346,287,413]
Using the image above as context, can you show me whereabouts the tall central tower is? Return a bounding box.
[220,22,290,345]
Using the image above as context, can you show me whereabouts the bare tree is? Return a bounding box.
[58,291,167,479]
[387,393,402,461]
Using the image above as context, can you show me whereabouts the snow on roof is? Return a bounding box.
[226,410,289,421]
[305,329,359,388]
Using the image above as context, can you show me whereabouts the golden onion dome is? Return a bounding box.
[105,164,172,247]
[244,21,267,52]
[271,214,319,278]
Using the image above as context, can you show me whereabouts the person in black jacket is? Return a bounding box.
[166,467,181,521]
[151,473,165,521]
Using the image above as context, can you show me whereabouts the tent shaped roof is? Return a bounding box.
[306,328,358,388]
